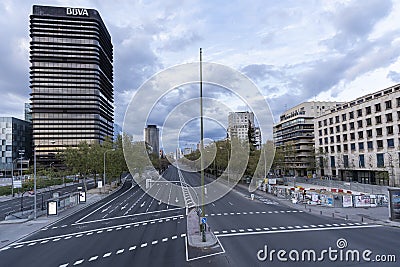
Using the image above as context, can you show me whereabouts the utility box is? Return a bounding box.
[388,188,400,222]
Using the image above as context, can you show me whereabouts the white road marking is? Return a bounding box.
[129,246,136,251]
[228,202,234,206]
[162,238,168,242]
[231,230,237,233]
[59,264,69,267]
[222,230,228,234]
[214,231,219,234]
[14,245,24,249]
[116,249,124,254]
[103,252,112,258]
[141,243,147,248]
[41,240,49,244]
[287,226,294,229]
[64,236,72,240]
[75,234,83,238]
[325,224,332,227]
[263,228,269,231]
[152,241,158,245]
[216,225,382,238]
[181,233,186,237]
[279,227,286,230]
[172,236,177,240]
[239,229,244,232]
[73,259,84,265]
[53,238,61,242]
[88,256,98,262]
[27,242,36,246]
[97,230,103,234]
[86,232,93,236]
[271,227,278,230]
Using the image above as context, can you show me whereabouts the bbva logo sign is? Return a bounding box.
[66,8,89,16]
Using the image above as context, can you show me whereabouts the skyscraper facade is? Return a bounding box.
[30,5,113,163]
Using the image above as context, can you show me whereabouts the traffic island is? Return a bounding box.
[186,208,218,248]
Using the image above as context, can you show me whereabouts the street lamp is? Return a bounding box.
[103,149,115,191]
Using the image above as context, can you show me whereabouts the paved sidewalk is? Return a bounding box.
[0,192,104,249]
[236,183,400,228]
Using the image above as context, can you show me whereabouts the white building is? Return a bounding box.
[227,111,261,148]
[315,84,400,187]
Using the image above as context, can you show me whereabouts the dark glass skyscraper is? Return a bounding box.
[30,5,113,163]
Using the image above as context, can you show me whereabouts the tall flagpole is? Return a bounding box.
[200,48,206,242]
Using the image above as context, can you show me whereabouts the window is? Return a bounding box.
[343,134,348,141]
[386,113,393,122]
[375,103,381,112]
[350,143,356,151]
[377,153,384,167]
[336,125,340,132]
[330,146,335,153]
[318,130,322,136]
[367,141,373,150]
[335,116,340,123]
[337,145,341,152]
[397,97,400,107]
[359,154,365,168]
[336,135,341,142]
[344,144,348,151]
[324,137,328,144]
[357,109,362,117]
[376,128,382,136]
[365,106,371,114]
[350,122,355,130]
[358,142,364,150]
[319,138,323,145]
[323,119,327,126]
[342,124,347,131]
[342,114,347,121]
[388,138,394,148]
[358,131,363,139]
[375,115,382,124]
[343,155,349,168]
[366,118,372,126]
[350,133,355,140]
[385,100,392,109]
[330,156,335,168]
[318,121,322,127]
[324,128,328,135]
[398,111,400,121]
[387,125,394,135]
[377,140,383,148]
[349,111,354,119]
[330,127,334,134]
[357,120,363,128]
[330,136,334,143]
[329,118,333,125]
[367,129,372,138]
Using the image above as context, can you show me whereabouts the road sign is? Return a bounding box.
[251,193,255,200]
[201,217,207,224]
[13,180,22,188]
[97,181,103,188]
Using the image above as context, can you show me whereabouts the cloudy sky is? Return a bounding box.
[1,0,400,152]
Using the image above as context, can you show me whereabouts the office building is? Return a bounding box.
[0,117,32,177]
[314,84,400,187]
[273,101,341,177]
[30,5,113,164]
[24,103,32,123]
[144,125,160,157]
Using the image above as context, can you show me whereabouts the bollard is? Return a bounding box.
[361,216,363,222]
[346,215,348,220]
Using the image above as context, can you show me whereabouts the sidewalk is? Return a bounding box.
[237,183,400,228]
[0,191,105,249]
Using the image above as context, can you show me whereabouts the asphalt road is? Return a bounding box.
[0,166,399,266]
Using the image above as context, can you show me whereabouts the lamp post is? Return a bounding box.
[103,149,115,192]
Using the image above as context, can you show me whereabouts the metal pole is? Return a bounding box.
[34,146,37,220]
[103,151,106,192]
[199,48,206,242]
[11,161,14,197]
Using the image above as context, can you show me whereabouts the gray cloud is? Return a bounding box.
[387,71,400,83]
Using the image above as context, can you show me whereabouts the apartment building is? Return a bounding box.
[315,84,400,187]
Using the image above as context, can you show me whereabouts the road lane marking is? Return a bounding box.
[75,234,83,238]
[53,238,61,242]
[116,249,124,254]
[172,236,177,240]
[162,238,168,242]
[140,243,147,248]
[14,244,24,249]
[129,246,136,251]
[64,236,72,240]
[73,259,84,265]
[27,242,36,246]
[216,224,383,238]
[41,240,49,244]
[103,252,112,258]
[59,264,69,267]
[152,241,158,245]
[88,256,98,262]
